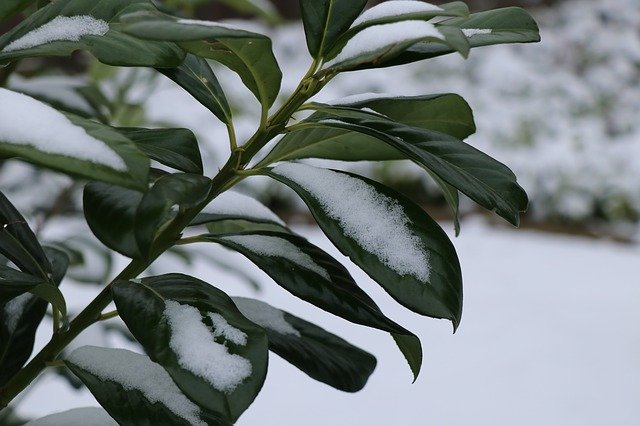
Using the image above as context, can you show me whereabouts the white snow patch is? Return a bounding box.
[272,163,430,281]
[202,191,285,225]
[353,1,443,27]
[462,28,492,37]
[10,76,94,115]
[66,346,205,426]
[221,234,332,280]
[327,21,444,67]
[208,312,248,346]
[3,293,33,333]
[24,407,117,426]
[0,89,127,171]
[164,301,252,393]
[176,19,244,31]
[233,297,301,337]
[2,16,109,53]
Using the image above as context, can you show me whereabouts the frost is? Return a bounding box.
[2,16,109,53]
[66,346,205,426]
[353,1,443,27]
[233,297,300,337]
[3,293,33,333]
[164,301,252,393]
[462,28,492,37]
[0,89,127,171]
[208,312,248,346]
[221,234,332,280]
[24,407,117,426]
[202,191,285,225]
[326,21,443,67]
[272,163,430,281]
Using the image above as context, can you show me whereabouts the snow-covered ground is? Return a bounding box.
[15,218,640,425]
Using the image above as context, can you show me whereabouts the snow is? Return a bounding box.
[24,407,116,426]
[202,191,285,225]
[176,19,244,31]
[9,76,96,116]
[462,28,492,37]
[233,297,301,337]
[1,16,109,53]
[3,293,33,333]
[65,346,205,426]
[208,312,248,346]
[326,20,443,67]
[328,92,390,105]
[352,1,443,27]
[272,163,430,281]
[163,300,252,393]
[0,89,127,171]
[221,234,331,280]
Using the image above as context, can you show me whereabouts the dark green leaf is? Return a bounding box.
[0,266,43,302]
[0,1,185,67]
[217,0,280,23]
[0,90,150,191]
[0,0,35,22]
[83,182,144,259]
[205,219,287,235]
[135,173,210,257]
[112,274,269,422]
[392,332,423,382]
[66,345,231,426]
[266,164,463,329]
[121,11,282,108]
[0,190,51,278]
[234,297,376,392]
[158,54,232,125]
[300,0,367,58]
[116,127,204,174]
[203,230,413,335]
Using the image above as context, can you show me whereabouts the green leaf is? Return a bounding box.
[112,274,269,422]
[299,0,367,58]
[135,173,210,257]
[83,182,144,259]
[121,11,282,108]
[0,1,185,67]
[116,126,204,174]
[261,93,475,165]
[298,106,528,226]
[392,332,423,382]
[0,190,51,278]
[66,346,231,426]
[0,0,35,22]
[266,164,463,329]
[378,7,541,68]
[205,219,288,235]
[158,54,232,125]
[234,297,377,392]
[0,90,150,191]
[203,230,414,335]
[0,266,44,302]
[216,0,280,23]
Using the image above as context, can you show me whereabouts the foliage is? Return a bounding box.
[0,0,539,424]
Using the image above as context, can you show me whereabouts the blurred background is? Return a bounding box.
[1,0,639,425]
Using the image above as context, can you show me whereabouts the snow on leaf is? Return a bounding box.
[3,293,33,333]
[220,234,331,281]
[352,1,443,27]
[326,20,443,67]
[202,191,285,226]
[1,16,109,53]
[163,301,252,394]
[66,346,206,426]
[462,28,492,37]
[0,89,127,171]
[271,163,430,281]
[208,312,248,346]
[233,297,300,337]
[176,18,245,31]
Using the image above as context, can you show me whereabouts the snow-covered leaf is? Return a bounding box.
[121,10,282,108]
[203,230,417,336]
[24,407,117,426]
[191,191,285,228]
[0,1,184,67]
[299,0,367,58]
[158,54,232,126]
[0,89,149,191]
[349,1,466,30]
[296,106,527,226]
[266,164,463,328]
[111,274,269,423]
[116,127,204,174]
[135,173,210,258]
[234,297,377,392]
[65,346,231,426]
